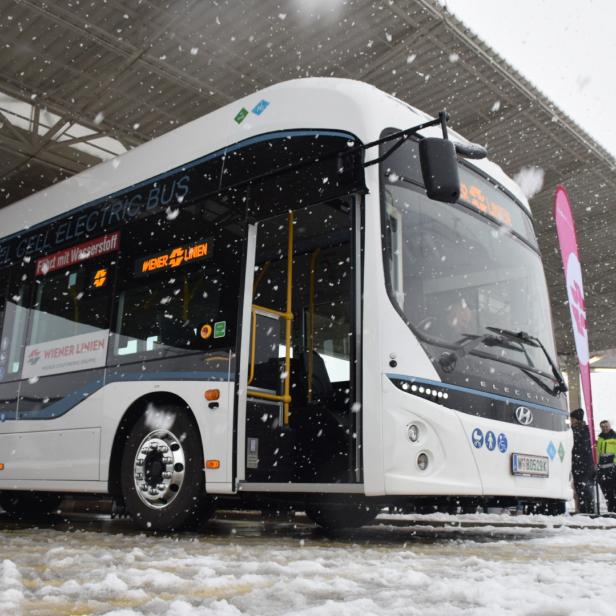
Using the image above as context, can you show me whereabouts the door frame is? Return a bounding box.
[234,223,257,485]
[233,195,364,491]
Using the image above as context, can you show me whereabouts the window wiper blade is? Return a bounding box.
[485,327,538,347]
[485,327,568,394]
[437,331,518,372]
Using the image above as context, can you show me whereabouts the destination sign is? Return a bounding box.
[135,239,212,276]
[458,166,535,243]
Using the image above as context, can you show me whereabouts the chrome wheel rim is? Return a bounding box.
[133,430,186,509]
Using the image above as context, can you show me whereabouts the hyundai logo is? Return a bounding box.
[515,406,534,426]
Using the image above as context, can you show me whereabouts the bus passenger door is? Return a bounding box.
[237,199,360,486]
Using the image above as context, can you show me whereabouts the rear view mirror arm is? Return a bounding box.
[358,111,487,167]
[359,115,444,168]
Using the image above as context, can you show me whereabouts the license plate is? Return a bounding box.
[511,453,549,477]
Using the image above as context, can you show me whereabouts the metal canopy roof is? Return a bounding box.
[1,0,615,359]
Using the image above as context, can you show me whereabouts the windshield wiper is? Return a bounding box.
[485,327,568,395]
[437,332,522,372]
[438,327,568,396]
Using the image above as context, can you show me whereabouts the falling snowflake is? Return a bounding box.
[513,166,545,199]
[166,207,179,220]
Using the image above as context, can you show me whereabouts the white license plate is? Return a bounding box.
[511,453,549,478]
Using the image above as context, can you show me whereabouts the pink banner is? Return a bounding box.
[554,186,596,456]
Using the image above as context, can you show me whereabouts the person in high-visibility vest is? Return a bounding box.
[597,419,616,512]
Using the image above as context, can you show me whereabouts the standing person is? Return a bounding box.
[569,408,596,514]
[596,420,616,512]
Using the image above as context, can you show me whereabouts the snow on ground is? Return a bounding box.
[1,514,615,616]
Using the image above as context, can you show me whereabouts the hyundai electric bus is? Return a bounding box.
[0,78,571,530]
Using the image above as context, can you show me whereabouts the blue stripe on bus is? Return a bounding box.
[386,373,569,416]
[19,378,104,420]
[15,370,231,420]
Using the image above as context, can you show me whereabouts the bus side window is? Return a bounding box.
[0,269,10,380]
[0,267,29,380]
[113,266,223,357]
[28,263,111,347]
[111,205,243,361]
[384,191,405,310]
[0,270,6,330]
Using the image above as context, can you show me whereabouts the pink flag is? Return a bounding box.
[553,186,596,456]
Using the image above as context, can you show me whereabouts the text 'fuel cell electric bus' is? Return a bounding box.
[0,79,571,530]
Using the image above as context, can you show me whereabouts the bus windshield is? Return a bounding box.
[382,174,558,378]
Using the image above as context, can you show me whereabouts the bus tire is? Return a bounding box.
[120,407,215,531]
[0,491,62,519]
[304,499,379,530]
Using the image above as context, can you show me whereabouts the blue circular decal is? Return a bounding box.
[497,433,508,453]
[472,428,484,449]
[485,431,496,451]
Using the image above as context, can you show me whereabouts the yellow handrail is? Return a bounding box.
[252,304,293,319]
[246,211,295,425]
[247,308,258,386]
[247,304,295,386]
[247,390,291,404]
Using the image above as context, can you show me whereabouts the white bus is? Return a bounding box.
[0,79,571,530]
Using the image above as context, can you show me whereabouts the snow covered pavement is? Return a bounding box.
[1,513,615,616]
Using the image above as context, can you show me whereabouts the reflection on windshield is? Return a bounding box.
[383,180,557,374]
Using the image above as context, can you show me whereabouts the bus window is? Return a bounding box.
[113,266,224,358]
[111,200,243,363]
[0,268,29,381]
[0,268,8,379]
[28,262,112,347]
[307,300,351,383]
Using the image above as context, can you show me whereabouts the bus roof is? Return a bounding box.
[0,78,530,240]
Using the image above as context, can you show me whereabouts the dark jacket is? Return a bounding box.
[571,423,595,479]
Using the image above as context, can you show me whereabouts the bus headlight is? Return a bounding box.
[417,453,429,471]
[407,424,419,442]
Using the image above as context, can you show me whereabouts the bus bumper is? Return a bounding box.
[380,376,572,501]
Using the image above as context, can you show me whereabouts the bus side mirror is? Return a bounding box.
[419,138,460,203]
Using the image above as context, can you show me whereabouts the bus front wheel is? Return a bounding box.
[120,407,215,531]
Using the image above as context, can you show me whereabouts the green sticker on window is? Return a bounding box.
[214,321,226,339]
[234,108,249,124]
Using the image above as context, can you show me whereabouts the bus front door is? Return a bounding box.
[239,199,360,486]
